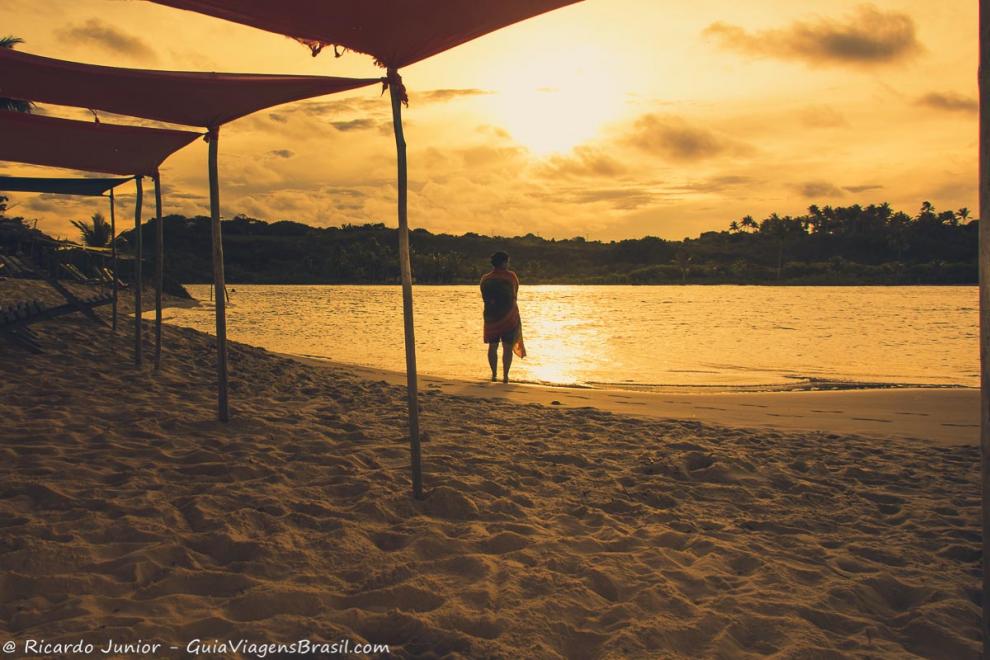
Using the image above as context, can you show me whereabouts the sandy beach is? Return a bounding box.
[296,357,979,448]
[0,281,981,658]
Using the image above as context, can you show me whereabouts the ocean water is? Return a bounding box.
[165,284,978,391]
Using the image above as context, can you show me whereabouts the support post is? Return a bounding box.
[133,176,143,368]
[109,188,118,333]
[979,0,989,650]
[388,69,424,500]
[208,126,230,422]
[153,172,164,371]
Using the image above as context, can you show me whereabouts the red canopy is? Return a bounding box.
[148,0,583,69]
[0,111,201,176]
[0,48,381,128]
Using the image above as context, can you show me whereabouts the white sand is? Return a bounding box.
[0,280,981,658]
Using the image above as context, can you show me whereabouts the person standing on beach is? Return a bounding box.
[481,251,526,383]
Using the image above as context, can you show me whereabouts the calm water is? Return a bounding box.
[165,285,978,391]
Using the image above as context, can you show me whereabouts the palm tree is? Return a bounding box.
[0,36,35,113]
[728,220,740,233]
[71,212,112,247]
[957,207,971,223]
[673,248,692,282]
[740,215,758,232]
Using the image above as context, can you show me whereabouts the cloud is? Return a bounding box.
[799,105,848,128]
[703,5,921,67]
[331,118,376,132]
[56,19,158,61]
[456,145,527,170]
[844,184,884,193]
[476,124,512,140]
[539,147,627,179]
[679,175,756,194]
[796,181,845,198]
[414,89,493,103]
[625,114,750,162]
[916,92,978,113]
[269,149,295,159]
[298,98,387,117]
[569,187,658,210]
[531,185,661,211]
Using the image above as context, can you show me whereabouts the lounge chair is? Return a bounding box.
[99,266,128,289]
[59,262,102,285]
[0,254,32,278]
[0,294,113,352]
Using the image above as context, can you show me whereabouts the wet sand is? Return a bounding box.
[295,357,978,447]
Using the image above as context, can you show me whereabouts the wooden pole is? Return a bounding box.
[153,172,164,371]
[979,0,989,650]
[109,188,118,333]
[133,176,143,368]
[388,69,424,500]
[208,126,230,422]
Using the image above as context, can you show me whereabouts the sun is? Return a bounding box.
[479,43,629,156]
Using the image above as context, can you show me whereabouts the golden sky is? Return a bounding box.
[0,0,979,241]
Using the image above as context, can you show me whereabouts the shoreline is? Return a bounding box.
[183,281,981,287]
[282,353,980,447]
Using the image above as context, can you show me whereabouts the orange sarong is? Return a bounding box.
[480,268,526,358]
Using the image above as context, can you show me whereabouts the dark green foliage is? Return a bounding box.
[70,212,112,248]
[117,203,978,285]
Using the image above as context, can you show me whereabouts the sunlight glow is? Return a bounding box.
[481,43,628,156]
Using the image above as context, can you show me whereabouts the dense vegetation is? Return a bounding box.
[110,201,977,285]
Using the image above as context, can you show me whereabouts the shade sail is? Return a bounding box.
[148,0,583,69]
[0,111,201,176]
[0,175,132,196]
[0,48,381,128]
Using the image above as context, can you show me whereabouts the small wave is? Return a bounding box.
[581,377,970,394]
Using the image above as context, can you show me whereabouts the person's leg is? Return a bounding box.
[487,342,498,381]
[501,338,514,383]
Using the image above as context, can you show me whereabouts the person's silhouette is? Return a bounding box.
[480,251,526,383]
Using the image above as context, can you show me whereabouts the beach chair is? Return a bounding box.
[99,266,128,289]
[59,262,102,285]
[0,293,113,353]
[0,254,31,278]
[3,253,47,280]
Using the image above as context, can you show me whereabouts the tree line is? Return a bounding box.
[4,199,978,285]
[104,201,976,285]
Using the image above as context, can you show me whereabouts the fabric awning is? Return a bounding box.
[0,48,381,128]
[147,0,583,69]
[0,175,133,196]
[0,111,201,176]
